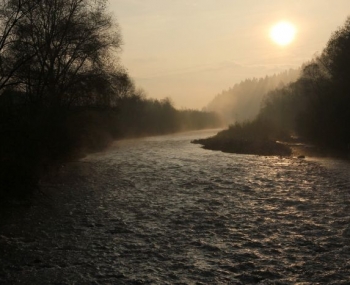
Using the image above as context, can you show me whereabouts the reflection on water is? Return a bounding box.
[1,129,350,284]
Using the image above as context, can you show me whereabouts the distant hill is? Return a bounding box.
[205,69,300,124]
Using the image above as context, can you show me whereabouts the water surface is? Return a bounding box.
[1,129,350,284]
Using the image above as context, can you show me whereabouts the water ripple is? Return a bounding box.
[1,129,350,284]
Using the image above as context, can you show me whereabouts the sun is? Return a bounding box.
[270,21,296,46]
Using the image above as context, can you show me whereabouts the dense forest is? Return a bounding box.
[205,69,300,123]
[195,17,350,157]
[0,0,222,200]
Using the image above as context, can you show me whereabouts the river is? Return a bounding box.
[1,129,350,284]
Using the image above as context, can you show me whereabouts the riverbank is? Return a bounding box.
[1,75,223,201]
[192,130,350,160]
[192,137,292,156]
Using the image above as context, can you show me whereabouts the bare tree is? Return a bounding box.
[0,0,38,92]
[2,0,124,107]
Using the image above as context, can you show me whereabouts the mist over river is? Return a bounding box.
[1,129,350,284]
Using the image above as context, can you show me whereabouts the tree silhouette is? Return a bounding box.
[1,0,122,108]
[0,0,39,91]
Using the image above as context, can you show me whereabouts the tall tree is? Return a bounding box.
[0,0,38,91]
[2,0,123,107]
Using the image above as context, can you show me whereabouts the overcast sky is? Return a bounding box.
[110,0,349,109]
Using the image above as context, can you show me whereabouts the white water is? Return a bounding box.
[1,129,350,284]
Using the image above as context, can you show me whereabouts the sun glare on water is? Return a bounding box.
[270,21,296,46]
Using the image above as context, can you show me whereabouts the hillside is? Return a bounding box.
[205,69,300,123]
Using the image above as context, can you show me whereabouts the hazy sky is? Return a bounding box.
[110,0,349,109]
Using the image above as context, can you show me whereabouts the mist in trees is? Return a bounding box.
[115,94,222,137]
[0,0,222,199]
[205,69,300,124]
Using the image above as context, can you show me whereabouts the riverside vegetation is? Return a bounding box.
[194,17,350,158]
[0,0,222,201]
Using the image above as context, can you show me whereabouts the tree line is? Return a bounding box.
[0,0,222,199]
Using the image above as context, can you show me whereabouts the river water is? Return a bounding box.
[1,129,350,284]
